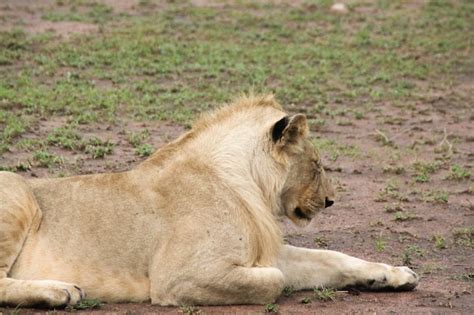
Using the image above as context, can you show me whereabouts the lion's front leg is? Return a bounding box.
[277,245,418,291]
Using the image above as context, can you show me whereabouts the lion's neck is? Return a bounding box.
[193,123,285,266]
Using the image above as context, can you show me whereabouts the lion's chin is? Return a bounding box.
[289,207,315,227]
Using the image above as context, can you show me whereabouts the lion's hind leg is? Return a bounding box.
[151,262,285,306]
[0,172,84,307]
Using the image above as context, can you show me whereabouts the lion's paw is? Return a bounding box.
[389,266,419,291]
[370,266,419,291]
[34,280,85,306]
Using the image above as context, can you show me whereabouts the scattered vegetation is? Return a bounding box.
[65,299,101,311]
[376,180,409,202]
[282,286,295,297]
[375,239,387,252]
[412,160,441,183]
[314,236,329,248]
[353,110,364,120]
[33,151,63,168]
[313,287,336,302]
[384,202,403,213]
[135,143,154,157]
[402,245,425,266]
[453,228,473,247]
[446,164,470,181]
[264,303,279,313]
[394,211,416,222]
[374,129,394,147]
[0,162,30,172]
[313,139,360,162]
[47,126,82,150]
[420,263,445,275]
[42,2,114,24]
[432,235,446,250]
[383,165,405,175]
[84,137,114,159]
[369,220,384,227]
[450,273,473,282]
[422,190,449,204]
[127,130,150,148]
[179,305,201,315]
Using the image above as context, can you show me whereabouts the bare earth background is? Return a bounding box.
[0,0,473,314]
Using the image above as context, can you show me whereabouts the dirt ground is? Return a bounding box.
[0,0,473,314]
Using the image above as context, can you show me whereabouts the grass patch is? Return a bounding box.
[375,180,409,202]
[402,245,425,266]
[450,273,473,282]
[382,165,405,175]
[0,112,29,145]
[446,164,470,181]
[16,138,45,152]
[33,151,63,168]
[384,202,403,213]
[313,287,336,302]
[375,239,387,252]
[135,143,154,157]
[84,137,114,159]
[264,303,279,313]
[65,299,101,311]
[374,129,394,147]
[420,263,445,275]
[453,227,473,247]
[412,160,441,183]
[179,305,201,315]
[422,190,449,204]
[0,162,30,172]
[314,236,329,248]
[282,285,295,297]
[42,2,114,24]
[313,138,360,162]
[47,126,82,150]
[127,130,150,147]
[394,211,416,222]
[432,235,447,250]
[127,130,154,157]
[0,1,473,184]
[0,29,27,65]
[1,0,471,158]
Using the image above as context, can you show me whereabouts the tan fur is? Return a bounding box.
[0,95,418,307]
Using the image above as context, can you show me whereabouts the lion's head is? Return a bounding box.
[271,114,335,227]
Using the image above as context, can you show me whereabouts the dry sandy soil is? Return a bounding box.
[0,0,473,314]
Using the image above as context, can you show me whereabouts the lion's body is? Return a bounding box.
[12,173,153,302]
[0,95,418,307]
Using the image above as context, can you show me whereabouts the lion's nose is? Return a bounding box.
[325,198,334,208]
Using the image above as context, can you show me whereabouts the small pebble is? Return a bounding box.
[330,3,349,14]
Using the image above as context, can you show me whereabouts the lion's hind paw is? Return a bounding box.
[32,280,85,307]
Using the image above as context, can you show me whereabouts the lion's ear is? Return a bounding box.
[271,114,308,146]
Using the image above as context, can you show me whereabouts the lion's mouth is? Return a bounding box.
[294,207,314,221]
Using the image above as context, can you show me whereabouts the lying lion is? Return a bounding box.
[0,95,418,307]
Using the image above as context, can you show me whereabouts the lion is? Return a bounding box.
[0,95,418,307]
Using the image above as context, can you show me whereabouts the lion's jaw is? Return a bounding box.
[282,200,325,227]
